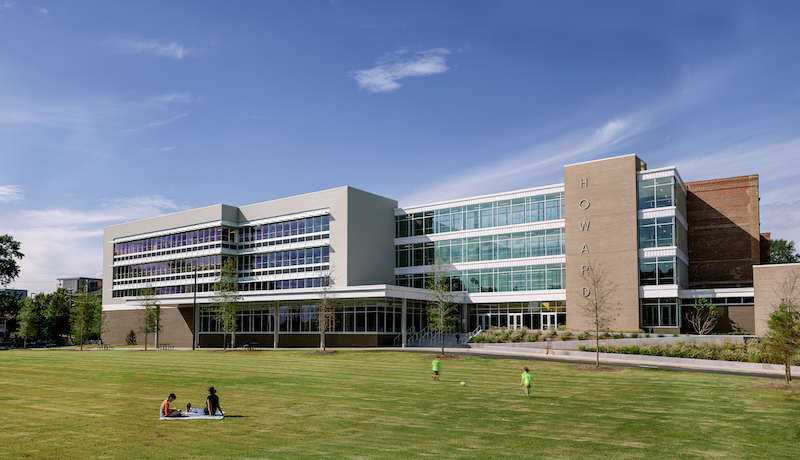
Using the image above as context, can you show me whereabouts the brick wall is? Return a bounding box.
[685,175,761,288]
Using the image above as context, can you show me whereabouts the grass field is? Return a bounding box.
[2,349,799,459]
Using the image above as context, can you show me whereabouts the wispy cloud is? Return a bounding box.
[126,111,189,132]
[0,196,187,293]
[0,3,13,9]
[111,38,188,59]
[350,48,451,93]
[399,116,645,206]
[0,185,23,202]
[34,6,47,14]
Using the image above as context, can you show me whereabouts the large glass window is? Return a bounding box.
[638,217,675,248]
[641,298,679,327]
[396,192,565,238]
[395,264,565,293]
[638,177,675,210]
[639,257,676,285]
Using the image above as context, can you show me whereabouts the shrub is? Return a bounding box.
[628,345,639,355]
[548,329,558,337]
[578,345,586,351]
[561,331,573,341]
[630,332,639,338]
[614,333,625,339]
[576,331,588,341]
[125,329,137,346]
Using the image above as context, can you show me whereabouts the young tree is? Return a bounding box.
[137,285,161,351]
[426,258,459,355]
[0,234,24,287]
[578,261,620,367]
[211,258,241,349]
[686,298,719,335]
[16,297,42,348]
[41,289,72,342]
[70,285,102,350]
[770,239,800,264]
[317,267,337,351]
[761,302,800,384]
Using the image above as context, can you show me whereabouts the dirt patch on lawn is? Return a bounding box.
[751,381,800,392]
[307,350,342,356]
[570,365,622,372]
[424,354,461,360]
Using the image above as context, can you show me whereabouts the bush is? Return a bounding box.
[125,329,137,346]
[576,331,588,341]
[630,332,639,338]
[578,345,586,351]
[561,331,573,341]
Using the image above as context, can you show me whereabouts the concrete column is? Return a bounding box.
[402,298,407,348]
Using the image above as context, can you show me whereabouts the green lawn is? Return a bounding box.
[1,349,799,459]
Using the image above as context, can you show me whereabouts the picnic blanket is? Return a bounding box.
[159,409,225,420]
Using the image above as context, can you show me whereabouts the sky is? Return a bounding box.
[1,1,799,294]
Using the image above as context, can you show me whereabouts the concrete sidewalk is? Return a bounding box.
[462,342,799,377]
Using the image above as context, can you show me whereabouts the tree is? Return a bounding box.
[16,297,42,348]
[317,267,337,351]
[211,258,241,349]
[70,285,102,350]
[770,239,800,264]
[686,298,719,335]
[0,290,23,335]
[761,302,800,384]
[426,258,459,355]
[41,289,72,341]
[0,235,24,287]
[137,285,161,351]
[578,261,620,367]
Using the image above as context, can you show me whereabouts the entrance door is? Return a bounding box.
[510,313,523,330]
[478,314,491,331]
[542,313,557,330]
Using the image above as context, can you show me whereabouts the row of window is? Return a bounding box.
[238,247,330,271]
[239,216,330,242]
[396,264,565,292]
[396,229,564,267]
[110,275,328,298]
[396,193,565,238]
[113,255,228,281]
[199,298,428,334]
[113,215,331,257]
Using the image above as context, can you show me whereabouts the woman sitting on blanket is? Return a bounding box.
[161,393,181,417]
[205,386,223,415]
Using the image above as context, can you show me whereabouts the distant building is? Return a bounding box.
[101,154,777,347]
[57,277,103,294]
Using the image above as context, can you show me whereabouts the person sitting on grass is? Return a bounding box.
[205,386,223,415]
[161,393,181,417]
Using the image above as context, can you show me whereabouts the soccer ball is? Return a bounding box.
[460,381,466,386]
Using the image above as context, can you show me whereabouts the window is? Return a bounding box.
[639,257,676,285]
[638,177,675,210]
[638,217,675,248]
[641,298,678,327]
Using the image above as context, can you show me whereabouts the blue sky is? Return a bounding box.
[1,1,799,294]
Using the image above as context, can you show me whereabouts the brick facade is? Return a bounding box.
[686,175,762,289]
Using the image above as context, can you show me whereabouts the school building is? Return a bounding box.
[101,154,782,348]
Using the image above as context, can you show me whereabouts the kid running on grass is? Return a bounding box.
[432,358,441,381]
[520,367,534,398]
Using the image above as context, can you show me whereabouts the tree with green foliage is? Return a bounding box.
[70,285,103,350]
[317,267,337,351]
[686,298,719,335]
[426,258,459,355]
[211,258,241,349]
[578,261,620,367]
[762,302,800,384]
[0,234,24,287]
[41,289,72,341]
[137,285,161,351]
[770,239,800,264]
[16,297,43,348]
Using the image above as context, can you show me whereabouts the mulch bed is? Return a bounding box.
[424,354,461,360]
[307,350,342,356]
[570,365,623,372]
[751,381,800,391]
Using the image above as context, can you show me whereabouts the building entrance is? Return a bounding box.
[509,313,523,330]
[478,314,491,331]
[542,312,558,330]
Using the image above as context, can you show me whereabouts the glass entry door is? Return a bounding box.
[542,313,558,330]
[478,314,491,331]
[509,313,523,330]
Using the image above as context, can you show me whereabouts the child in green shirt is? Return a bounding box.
[432,358,441,381]
[520,367,533,398]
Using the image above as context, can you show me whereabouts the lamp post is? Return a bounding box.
[192,264,198,350]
